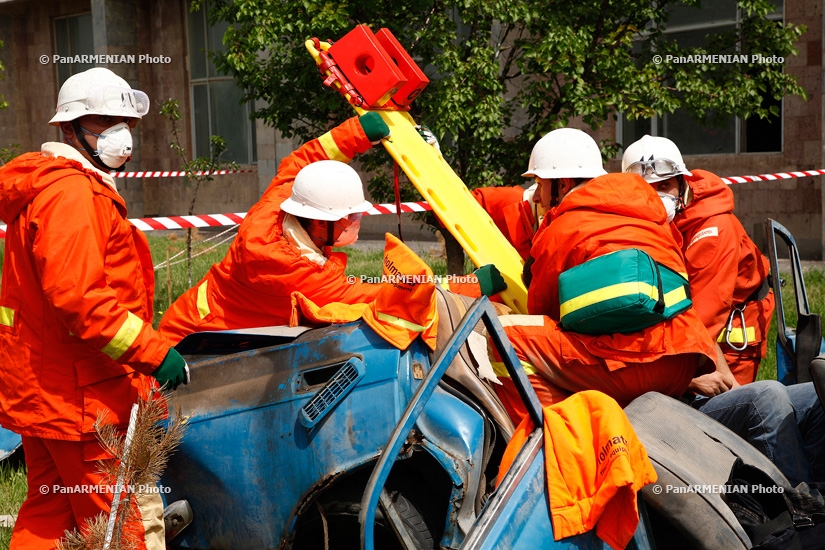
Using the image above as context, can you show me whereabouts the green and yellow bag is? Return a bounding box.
[558,249,692,335]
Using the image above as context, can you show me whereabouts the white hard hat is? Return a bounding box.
[621,135,692,184]
[49,67,150,125]
[522,128,607,180]
[281,160,372,221]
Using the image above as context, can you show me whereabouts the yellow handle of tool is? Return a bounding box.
[306,40,528,313]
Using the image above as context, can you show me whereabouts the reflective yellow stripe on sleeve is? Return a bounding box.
[197,281,210,320]
[376,311,429,332]
[102,311,143,361]
[318,131,351,163]
[0,306,14,327]
[490,360,537,378]
[717,326,757,345]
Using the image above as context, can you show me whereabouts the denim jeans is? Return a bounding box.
[691,381,825,486]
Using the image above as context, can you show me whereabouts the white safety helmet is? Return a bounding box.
[49,67,150,125]
[522,128,607,180]
[281,160,372,221]
[621,135,692,184]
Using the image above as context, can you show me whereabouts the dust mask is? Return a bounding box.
[658,191,679,223]
[81,122,133,169]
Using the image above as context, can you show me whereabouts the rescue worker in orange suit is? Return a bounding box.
[492,128,727,425]
[622,135,773,386]
[158,113,390,344]
[621,135,825,486]
[0,68,188,549]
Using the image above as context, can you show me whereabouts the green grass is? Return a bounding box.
[147,230,234,328]
[340,243,473,279]
[0,456,26,547]
[761,267,825,381]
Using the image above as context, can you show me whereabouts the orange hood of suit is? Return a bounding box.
[528,173,716,368]
[159,117,380,344]
[0,147,169,440]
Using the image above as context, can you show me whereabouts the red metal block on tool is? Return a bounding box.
[375,28,429,107]
[328,25,407,108]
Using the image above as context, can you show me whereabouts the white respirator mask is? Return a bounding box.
[81,122,133,169]
[657,191,680,223]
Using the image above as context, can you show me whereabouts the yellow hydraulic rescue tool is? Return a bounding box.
[306,26,528,314]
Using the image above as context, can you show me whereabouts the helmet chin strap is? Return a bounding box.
[315,220,335,256]
[677,175,690,211]
[69,120,125,172]
[326,220,335,247]
[550,179,560,207]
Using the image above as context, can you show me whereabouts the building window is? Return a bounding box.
[54,13,94,86]
[619,0,784,155]
[188,3,256,164]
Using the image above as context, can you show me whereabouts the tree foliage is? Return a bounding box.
[159,98,239,286]
[197,0,806,268]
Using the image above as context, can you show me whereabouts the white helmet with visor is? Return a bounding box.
[49,67,150,125]
[621,135,692,184]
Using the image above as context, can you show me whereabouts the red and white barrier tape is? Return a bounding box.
[2,169,823,238]
[0,204,431,237]
[108,166,823,184]
[128,213,248,232]
[721,169,825,185]
[110,169,256,178]
[365,202,431,216]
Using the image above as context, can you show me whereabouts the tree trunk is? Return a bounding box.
[186,227,193,288]
[439,228,466,275]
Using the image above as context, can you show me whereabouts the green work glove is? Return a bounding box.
[475,264,507,297]
[152,348,190,391]
[359,112,390,143]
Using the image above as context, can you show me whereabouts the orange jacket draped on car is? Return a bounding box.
[159,117,381,344]
[527,172,717,368]
[0,144,169,441]
[675,169,774,384]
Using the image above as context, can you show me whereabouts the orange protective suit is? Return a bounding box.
[159,116,381,344]
[290,233,440,351]
[471,185,537,260]
[0,143,169,548]
[497,391,657,550]
[675,169,774,385]
[494,173,717,417]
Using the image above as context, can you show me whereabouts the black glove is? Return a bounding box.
[359,112,390,143]
[152,348,190,391]
[522,256,535,289]
[475,264,507,296]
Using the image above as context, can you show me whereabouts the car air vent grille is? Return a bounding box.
[299,357,366,429]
